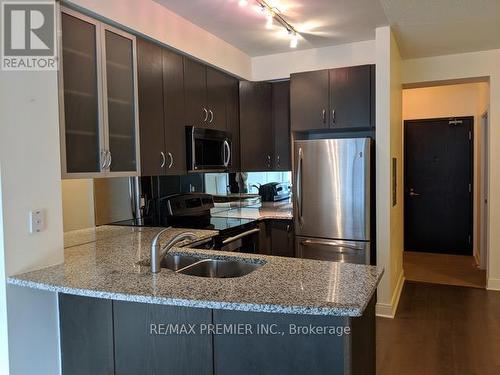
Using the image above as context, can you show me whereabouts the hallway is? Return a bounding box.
[377,282,500,374]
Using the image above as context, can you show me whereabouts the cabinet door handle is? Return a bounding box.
[332,109,336,124]
[322,109,326,123]
[266,155,271,168]
[209,109,214,123]
[160,152,166,168]
[100,150,107,170]
[277,155,281,168]
[202,108,208,122]
[168,152,174,169]
[105,151,112,169]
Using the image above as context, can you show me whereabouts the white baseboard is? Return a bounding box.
[376,271,405,318]
[487,278,500,291]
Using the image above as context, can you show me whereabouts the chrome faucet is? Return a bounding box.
[151,229,197,273]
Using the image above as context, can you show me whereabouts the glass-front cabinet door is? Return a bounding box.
[60,11,103,174]
[60,8,139,178]
[102,27,139,174]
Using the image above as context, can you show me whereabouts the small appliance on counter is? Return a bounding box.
[256,182,291,202]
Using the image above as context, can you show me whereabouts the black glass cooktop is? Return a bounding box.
[112,216,256,234]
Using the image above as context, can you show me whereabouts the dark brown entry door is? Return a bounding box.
[404,117,473,254]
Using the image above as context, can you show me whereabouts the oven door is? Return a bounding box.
[218,227,260,253]
[187,127,232,172]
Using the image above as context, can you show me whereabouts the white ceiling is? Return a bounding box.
[380,0,500,58]
[153,0,388,56]
[154,0,500,59]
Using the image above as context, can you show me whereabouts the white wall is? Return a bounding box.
[402,83,489,264]
[375,26,404,318]
[402,49,500,290]
[0,166,9,374]
[251,40,375,81]
[66,0,252,79]
[0,1,65,372]
[61,179,95,232]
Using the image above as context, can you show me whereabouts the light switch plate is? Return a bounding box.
[29,209,45,233]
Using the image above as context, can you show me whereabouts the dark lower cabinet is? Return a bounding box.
[113,301,213,375]
[258,220,294,258]
[213,295,375,375]
[59,294,114,375]
[59,294,375,375]
[269,220,294,257]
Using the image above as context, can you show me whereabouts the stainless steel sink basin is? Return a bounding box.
[160,254,202,271]
[162,254,263,278]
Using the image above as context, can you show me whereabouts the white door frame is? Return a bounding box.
[480,111,489,270]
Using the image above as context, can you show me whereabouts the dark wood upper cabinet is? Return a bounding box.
[239,81,273,171]
[137,38,186,176]
[290,69,329,131]
[184,59,230,131]
[137,38,165,177]
[207,67,228,130]
[329,64,373,129]
[162,48,187,174]
[272,81,291,171]
[290,65,375,132]
[184,58,207,128]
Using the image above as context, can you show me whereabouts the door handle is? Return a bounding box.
[202,108,208,122]
[105,151,112,169]
[208,109,214,123]
[409,188,420,197]
[322,109,326,123]
[100,150,107,170]
[332,109,336,124]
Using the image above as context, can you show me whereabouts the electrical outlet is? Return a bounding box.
[29,209,45,233]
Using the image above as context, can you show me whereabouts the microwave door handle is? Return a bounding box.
[223,140,231,167]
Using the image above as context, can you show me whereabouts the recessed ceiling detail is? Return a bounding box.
[153,0,388,57]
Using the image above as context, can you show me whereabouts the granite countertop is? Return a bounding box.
[8,226,383,317]
[211,200,293,221]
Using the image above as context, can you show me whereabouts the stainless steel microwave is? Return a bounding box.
[186,127,232,172]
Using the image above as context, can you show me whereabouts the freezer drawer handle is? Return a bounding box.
[222,228,260,245]
[301,240,362,252]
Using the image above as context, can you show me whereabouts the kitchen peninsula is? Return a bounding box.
[8,226,382,375]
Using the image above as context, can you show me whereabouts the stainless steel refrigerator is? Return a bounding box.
[293,138,372,265]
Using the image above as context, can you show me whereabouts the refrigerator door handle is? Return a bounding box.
[296,147,304,225]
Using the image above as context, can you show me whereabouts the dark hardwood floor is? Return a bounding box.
[377,281,500,375]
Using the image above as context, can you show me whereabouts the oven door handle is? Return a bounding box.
[222,228,260,245]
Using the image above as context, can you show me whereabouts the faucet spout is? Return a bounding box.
[151,229,198,273]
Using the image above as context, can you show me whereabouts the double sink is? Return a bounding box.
[162,254,264,278]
